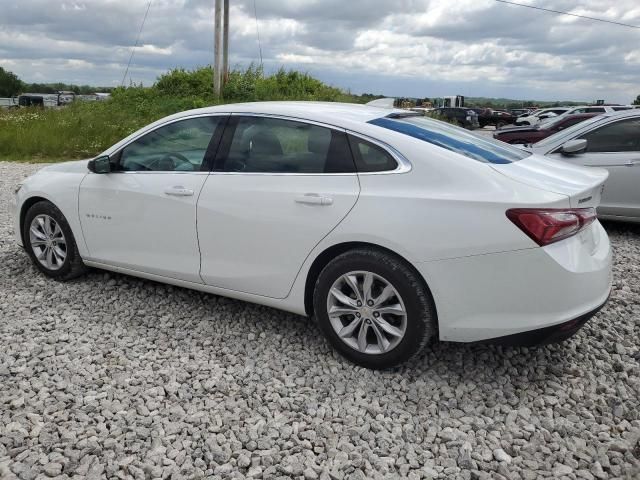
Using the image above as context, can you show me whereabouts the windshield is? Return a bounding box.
[369,115,531,164]
[534,115,607,148]
[539,114,573,129]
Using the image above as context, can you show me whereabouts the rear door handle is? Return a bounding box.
[164,186,194,196]
[625,159,640,167]
[295,194,333,206]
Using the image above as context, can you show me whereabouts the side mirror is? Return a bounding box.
[88,155,111,174]
[560,139,587,155]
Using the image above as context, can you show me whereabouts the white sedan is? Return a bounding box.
[515,108,570,126]
[12,102,612,369]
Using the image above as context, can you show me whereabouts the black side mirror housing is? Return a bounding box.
[88,155,111,174]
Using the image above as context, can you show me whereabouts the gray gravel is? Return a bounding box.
[1,161,639,480]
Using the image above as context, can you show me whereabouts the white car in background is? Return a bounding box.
[515,107,570,126]
[531,110,640,223]
[562,105,633,116]
[12,102,612,369]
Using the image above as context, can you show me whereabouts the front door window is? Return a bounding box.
[118,116,222,172]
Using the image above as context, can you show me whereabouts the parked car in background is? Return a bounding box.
[12,102,611,369]
[409,106,435,114]
[432,107,480,129]
[515,108,571,126]
[17,91,76,108]
[562,105,633,115]
[494,113,598,144]
[470,108,515,128]
[510,108,534,117]
[530,110,640,222]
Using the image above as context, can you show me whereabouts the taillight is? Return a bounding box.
[506,208,596,246]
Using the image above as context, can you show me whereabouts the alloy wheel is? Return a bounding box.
[326,271,407,354]
[29,214,67,270]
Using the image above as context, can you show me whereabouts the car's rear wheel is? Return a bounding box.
[313,248,436,369]
[23,201,87,280]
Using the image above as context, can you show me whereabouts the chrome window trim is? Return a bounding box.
[229,112,346,131]
[104,171,211,175]
[99,111,412,176]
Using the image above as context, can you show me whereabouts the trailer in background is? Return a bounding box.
[0,97,18,109]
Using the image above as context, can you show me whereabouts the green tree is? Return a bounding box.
[0,67,23,97]
[633,95,640,105]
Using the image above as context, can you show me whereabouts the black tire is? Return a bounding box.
[313,248,437,369]
[23,201,88,281]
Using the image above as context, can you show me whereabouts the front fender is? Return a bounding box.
[15,170,89,257]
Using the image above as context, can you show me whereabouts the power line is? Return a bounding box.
[494,0,640,29]
[121,0,153,87]
[253,0,263,69]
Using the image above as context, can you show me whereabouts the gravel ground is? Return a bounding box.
[0,161,639,480]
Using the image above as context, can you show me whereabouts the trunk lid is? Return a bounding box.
[490,154,608,208]
[496,124,538,134]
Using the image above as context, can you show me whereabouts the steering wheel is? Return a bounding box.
[148,152,193,171]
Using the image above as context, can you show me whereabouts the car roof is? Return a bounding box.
[570,113,599,118]
[594,109,640,119]
[165,101,403,131]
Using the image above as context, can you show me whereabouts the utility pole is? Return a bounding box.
[223,0,229,84]
[213,0,223,98]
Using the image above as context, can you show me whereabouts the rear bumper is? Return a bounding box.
[416,221,612,343]
[475,296,608,346]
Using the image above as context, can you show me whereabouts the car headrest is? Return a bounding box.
[249,130,283,156]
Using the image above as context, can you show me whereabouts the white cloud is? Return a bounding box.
[1,0,639,102]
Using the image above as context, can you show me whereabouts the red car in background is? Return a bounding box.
[493,113,598,145]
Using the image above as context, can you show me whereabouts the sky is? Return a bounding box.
[1,0,639,103]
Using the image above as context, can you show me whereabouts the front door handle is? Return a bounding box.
[625,159,640,167]
[295,194,333,206]
[164,186,194,196]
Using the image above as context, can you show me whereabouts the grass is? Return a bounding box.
[0,66,375,162]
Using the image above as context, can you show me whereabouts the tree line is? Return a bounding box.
[2,64,639,105]
[0,66,114,97]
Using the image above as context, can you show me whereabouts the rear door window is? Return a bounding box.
[220,116,355,173]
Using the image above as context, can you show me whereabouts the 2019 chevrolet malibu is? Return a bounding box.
[12,102,612,369]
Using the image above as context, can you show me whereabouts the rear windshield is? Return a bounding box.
[368,116,530,164]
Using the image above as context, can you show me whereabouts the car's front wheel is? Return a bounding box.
[23,201,87,280]
[313,248,436,369]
